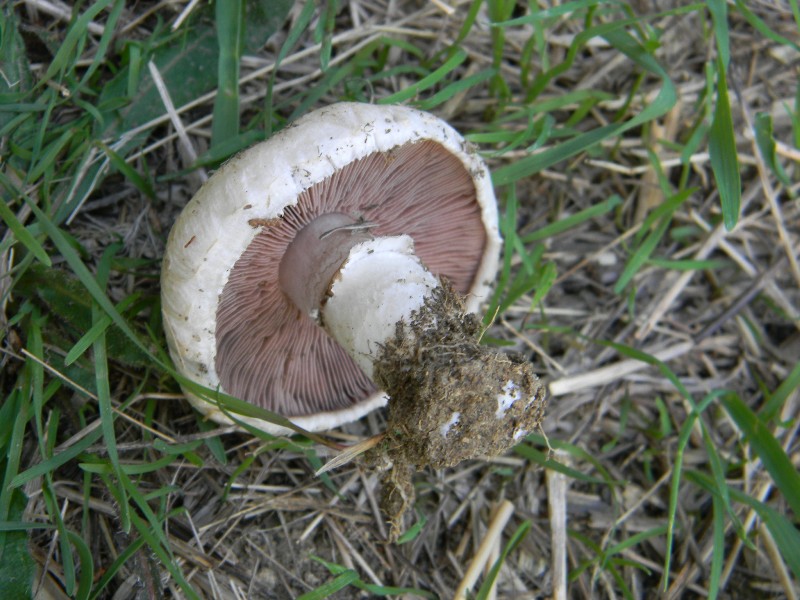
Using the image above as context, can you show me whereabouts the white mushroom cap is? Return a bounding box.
[161,102,501,435]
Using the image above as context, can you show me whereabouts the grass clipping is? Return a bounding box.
[369,283,547,539]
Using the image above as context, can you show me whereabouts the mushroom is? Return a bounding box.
[161,102,546,532]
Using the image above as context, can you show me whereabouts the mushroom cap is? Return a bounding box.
[161,102,501,434]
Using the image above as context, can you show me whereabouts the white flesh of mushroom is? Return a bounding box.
[323,235,438,378]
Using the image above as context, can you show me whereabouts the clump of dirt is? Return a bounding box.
[370,283,547,538]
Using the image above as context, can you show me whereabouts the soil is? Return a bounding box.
[371,283,547,538]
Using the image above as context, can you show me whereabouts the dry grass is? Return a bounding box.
[2,1,799,599]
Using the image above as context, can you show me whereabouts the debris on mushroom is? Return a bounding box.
[369,283,545,537]
[161,102,547,537]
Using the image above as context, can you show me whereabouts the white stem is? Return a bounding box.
[323,235,439,377]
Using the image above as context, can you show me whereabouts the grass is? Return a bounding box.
[1,0,799,598]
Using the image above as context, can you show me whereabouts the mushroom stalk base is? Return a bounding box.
[322,234,546,539]
[369,284,546,540]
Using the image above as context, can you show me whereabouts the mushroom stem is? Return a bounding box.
[319,232,546,466]
[320,231,547,538]
[322,234,439,377]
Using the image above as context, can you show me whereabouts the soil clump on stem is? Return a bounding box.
[370,283,547,538]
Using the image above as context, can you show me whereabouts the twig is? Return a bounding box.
[548,341,693,397]
[548,450,570,600]
[741,101,800,289]
[759,523,799,600]
[147,60,207,188]
[453,500,514,600]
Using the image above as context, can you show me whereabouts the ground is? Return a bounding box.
[1,1,798,599]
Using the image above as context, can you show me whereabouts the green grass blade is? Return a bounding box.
[265,0,315,133]
[65,293,139,365]
[496,245,542,313]
[707,0,730,67]
[761,360,800,422]
[528,260,557,310]
[152,438,203,456]
[733,0,800,51]
[0,193,51,267]
[614,216,671,293]
[493,125,604,186]
[0,390,29,532]
[98,142,155,199]
[297,570,359,600]
[660,392,720,590]
[378,49,468,105]
[92,301,130,532]
[180,377,322,441]
[701,419,743,538]
[753,111,791,186]
[287,61,356,123]
[708,493,724,600]
[0,521,55,533]
[396,511,427,544]
[518,433,621,487]
[315,0,337,71]
[662,414,694,589]
[592,343,722,590]
[23,197,156,361]
[313,555,440,597]
[128,511,200,600]
[89,534,146,599]
[449,0,484,52]
[65,530,94,600]
[522,195,622,243]
[39,485,77,594]
[647,258,729,271]
[758,503,800,582]
[493,0,604,26]
[708,57,741,230]
[27,127,76,182]
[80,454,176,475]
[195,416,227,464]
[77,0,124,89]
[0,491,36,599]
[416,68,496,111]
[41,0,115,83]
[524,16,635,102]
[212,0,244,148]
[491,24,677,185]
[10,425,103,489]
[688,470,800,582]
[0,6,33,112]
[721,394,800,517]
[475,520,532,599]
[599,340,693,401]
[636,187,695,243]
[487,0,515,101]
[484,184,519,324]
[513,444,607,485]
